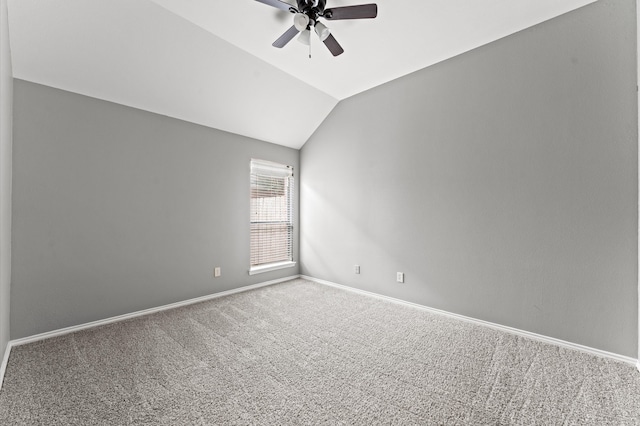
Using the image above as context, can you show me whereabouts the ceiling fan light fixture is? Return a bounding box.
[314,21,330,41]
[297,29,311,45]
[293,13,310,31]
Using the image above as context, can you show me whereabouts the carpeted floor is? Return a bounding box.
[0,278,639,425]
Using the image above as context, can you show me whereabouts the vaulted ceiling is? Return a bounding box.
[7,0,596,149]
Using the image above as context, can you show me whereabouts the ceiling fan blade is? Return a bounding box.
[272,25,300,48]
[255,0,295,12]
[322,33,344,56]
[324,4,377,20]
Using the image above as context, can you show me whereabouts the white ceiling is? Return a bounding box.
[7,0,596,149]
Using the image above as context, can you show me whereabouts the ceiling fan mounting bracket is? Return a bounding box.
[297,0,326,12]
[296,0,326,20]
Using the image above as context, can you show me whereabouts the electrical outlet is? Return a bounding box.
[354,265,360,274]
[214,267,221,278]
[397,272,404,283]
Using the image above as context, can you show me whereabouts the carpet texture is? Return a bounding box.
[0,278,638,424]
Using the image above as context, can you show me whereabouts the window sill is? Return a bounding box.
[249,261,297,276]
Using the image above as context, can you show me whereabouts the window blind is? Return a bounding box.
[250,159,294,268]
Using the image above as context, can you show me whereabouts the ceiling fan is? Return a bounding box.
[255,0,378,57]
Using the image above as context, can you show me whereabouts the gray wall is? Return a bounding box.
[300,0,638,357]
[0,0,12,357]
[11,80,299,339]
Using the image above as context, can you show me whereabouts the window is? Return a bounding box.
[249,159,295,274]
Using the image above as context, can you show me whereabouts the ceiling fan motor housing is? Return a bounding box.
[296,0,326,20]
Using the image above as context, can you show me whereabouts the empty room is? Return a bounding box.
[0,0,639,424]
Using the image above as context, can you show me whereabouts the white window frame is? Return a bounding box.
[248,159,296,275]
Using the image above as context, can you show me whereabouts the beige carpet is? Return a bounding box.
[0,278,639,424]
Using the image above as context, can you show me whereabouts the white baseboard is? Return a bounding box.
[2,273,636,391]
[9,275,300,349]
[0,340,11,390]
[0,275,300,391]
[0,275,298,391]
[301,275,639,368]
